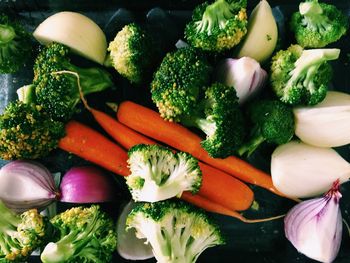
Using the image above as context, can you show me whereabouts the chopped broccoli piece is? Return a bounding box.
[184,0,248,52]
[105,23,157,84]
[290,0,348,48]
[27,42,113,122]
[270,44,340,105]
[0,13,32,73]
[40,205,117,263]
[181,82,244,158]
[151,47,212,122]
[126,200,225,263]
[0,201,50,262]
[126,144,202,202]
[0,101,65,160]
[238,99,295,156]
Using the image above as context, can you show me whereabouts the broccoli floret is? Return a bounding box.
[184,0,248,52]
[126,144,202,202]
[0,201,50,262]
[151,47,212,122]
[105,23,157,84]
[270,44,340,105]
[26,42,113,121]
[126,200,225,263]
[0,13,32,73]
[40,205,117,263]
[181,82,244,158]
[290,0,348,48]
[238,99,295,157]
[0,101,65,160]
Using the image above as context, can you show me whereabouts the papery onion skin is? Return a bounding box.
[60,166,116,203]
[284,181,342,263]
[215,57,267,104]
[0,160,59,212]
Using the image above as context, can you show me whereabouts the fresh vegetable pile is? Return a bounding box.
[0,0,349,262]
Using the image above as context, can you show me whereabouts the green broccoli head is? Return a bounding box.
[0,101,65,160]
[126,200,225,263]
[0,13,32,73]
[184,0,248,52]
[126,144,202,202]
[151,47,212,122]
[290,0,348,48]
[31,42,113,121]
[40,205,117,263]
[105,23,157,84]
[181,82,245,158]
[238,100,295,157]
[270,44,340,105]
[0,201,50,262]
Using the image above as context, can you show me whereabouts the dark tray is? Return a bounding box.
[0,1,349,263]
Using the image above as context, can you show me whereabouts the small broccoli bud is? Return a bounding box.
[126,200,225,263]
[126,144,202,202]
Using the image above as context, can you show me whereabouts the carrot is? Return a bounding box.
[116,100,285,197]
[89,108,254,211]
[58,120,130,176]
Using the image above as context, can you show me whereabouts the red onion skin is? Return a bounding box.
[60,166,116,203]
[284,181,342,263]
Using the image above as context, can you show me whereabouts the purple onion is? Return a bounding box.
[60,166,116,203]
[284,181,343,263]
[0,160,59,212]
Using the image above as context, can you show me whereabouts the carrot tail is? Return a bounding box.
[58,120,130,176]
[90,108,254,211]
[116,101,286,198]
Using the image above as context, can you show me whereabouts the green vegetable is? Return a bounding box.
[22,42,113,122]
[126,144,202,202]
[0,101,65,160]
[151,47,212,122]
[40,205,117,263]
[238,99,295,157]
[290,0,348,48]
[105,23,157,84]
[184,0,248,52]
[0,13,31,73]
[181,82,245,158]
[0,200,50,262]
[270,44,340,105]
[126,200,225,263]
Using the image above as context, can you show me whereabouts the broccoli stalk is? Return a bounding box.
[126,144,202,202]
[180,83,245,158]
[290,0,348,48]
[185,0,247,52]
[237,100,295,157]
[270,44,340,105]
[0,201,50,262]
[28,42,113,121]
[40,205,117,263]
[126,200,225,263]
[0,13,32,73]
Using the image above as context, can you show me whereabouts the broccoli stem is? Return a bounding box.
[181,115,216,138]
[0,25,15,44]
[299,0,331,33]
[196,0,234,34]
[237,134,265,157]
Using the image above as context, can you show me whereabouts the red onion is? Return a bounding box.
[0,160,59,212]
[59,166,116,203]
[284,180,343,263]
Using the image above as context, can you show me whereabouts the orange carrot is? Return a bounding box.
[58,120,130,176]
[89,108,254,211]
[116,101,285,197]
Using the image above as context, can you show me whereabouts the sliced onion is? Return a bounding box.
[59,166,116,203]
[0,160,59,212]
[284,181,343,263]
[116,200,154,260]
